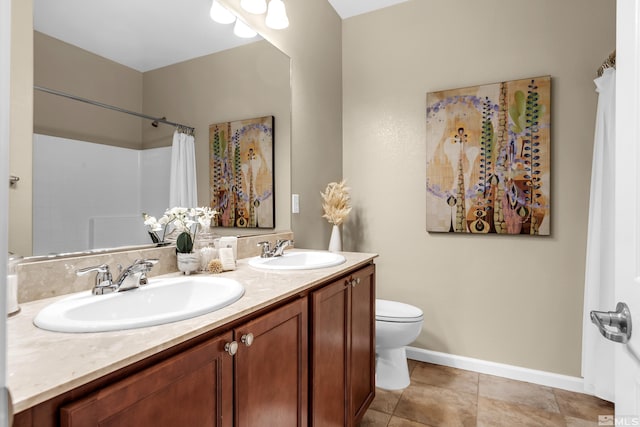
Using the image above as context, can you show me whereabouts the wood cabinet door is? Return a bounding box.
[310,277,350,427]
[349,265,376,424]
[60,332,234,427]
[234,298,308,427]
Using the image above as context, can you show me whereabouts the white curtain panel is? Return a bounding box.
[582,67,616,402]
[169,130,197,208]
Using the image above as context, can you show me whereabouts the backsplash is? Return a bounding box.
[17,231,293,304]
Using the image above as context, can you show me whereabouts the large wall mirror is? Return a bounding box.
[14,0,291,257]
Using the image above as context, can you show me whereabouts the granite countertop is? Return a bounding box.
[8,250,377,414]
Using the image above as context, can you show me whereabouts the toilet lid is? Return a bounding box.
[376,299,424,323]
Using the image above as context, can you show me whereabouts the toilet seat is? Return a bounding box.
[376,299,423,323]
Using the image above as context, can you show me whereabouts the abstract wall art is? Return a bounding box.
[209,115,274,228]
[426,76,551,235]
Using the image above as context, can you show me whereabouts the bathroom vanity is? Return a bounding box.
[8,250,376,427]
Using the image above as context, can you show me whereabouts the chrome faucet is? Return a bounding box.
[114,259,159,291]
[257,239,294,258]
[273,239,294,256]
[77,259,158,295]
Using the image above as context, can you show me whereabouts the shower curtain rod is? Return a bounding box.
[34,85,195,133]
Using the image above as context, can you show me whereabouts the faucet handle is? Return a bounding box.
[136,258,159,268]
[77,264,110,276]
[257,241,271,258]
[273,239,294,257]
[77,264,113,290]
[132,259,159,285]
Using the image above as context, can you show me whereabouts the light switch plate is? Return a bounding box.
[292,194,299,213]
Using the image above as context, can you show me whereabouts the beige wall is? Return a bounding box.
[342,0,616,376]
[33,32,143,149]
[221,0,343,249]
[142,40,291,232]
[9,0,32,257]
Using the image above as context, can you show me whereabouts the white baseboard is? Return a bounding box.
[405,346,587,395]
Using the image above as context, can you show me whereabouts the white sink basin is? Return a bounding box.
[248,251,346,271]
[34,276,244,333]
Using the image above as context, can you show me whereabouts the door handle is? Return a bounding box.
[591,302,632,344]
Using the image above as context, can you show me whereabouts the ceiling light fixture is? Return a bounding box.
[240,0,267,14]
[210,0,288,36]
[233,18,258,38]
[265,0,289,29]
[210,0,236,24]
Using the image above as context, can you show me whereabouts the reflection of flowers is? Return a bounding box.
[320,180,352,226]
[142,213,170,244]
[142,207,217,252]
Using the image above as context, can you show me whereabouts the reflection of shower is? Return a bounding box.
[33,86,194,132]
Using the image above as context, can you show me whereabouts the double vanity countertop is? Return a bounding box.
[7,250,377,414]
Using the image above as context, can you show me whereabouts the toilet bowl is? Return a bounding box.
[375,299,424,390]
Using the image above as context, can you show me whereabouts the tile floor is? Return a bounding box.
[359,360,614,427]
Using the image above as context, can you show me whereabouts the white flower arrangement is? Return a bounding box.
[142,207,217,252]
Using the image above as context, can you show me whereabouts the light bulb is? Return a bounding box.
[240,0,267,14]
[234,19,258,38]
[266,0,289,29]
[210,0,236,24]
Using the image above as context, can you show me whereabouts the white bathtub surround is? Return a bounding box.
[32,134,171,255]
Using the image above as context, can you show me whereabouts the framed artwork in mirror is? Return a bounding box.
[426,76,551,235]
[209,115,275,228]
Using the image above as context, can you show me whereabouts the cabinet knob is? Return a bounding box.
[225,341,238,356]
[348,277,361,287]
[241,333,254,347]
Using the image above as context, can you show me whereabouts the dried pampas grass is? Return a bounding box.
[321,180,352,226]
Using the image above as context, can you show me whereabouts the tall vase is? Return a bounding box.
[328,224,342,252]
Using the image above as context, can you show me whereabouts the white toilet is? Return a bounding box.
[375,299,424,390]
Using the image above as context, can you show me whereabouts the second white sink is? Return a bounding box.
[34,276,245,333]
[248,250,346,271]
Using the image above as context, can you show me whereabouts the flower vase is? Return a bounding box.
[177,252,200,275]
[328,224,342,252]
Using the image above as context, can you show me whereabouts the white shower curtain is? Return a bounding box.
[582,67,615,402]
[169,129,197,208]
